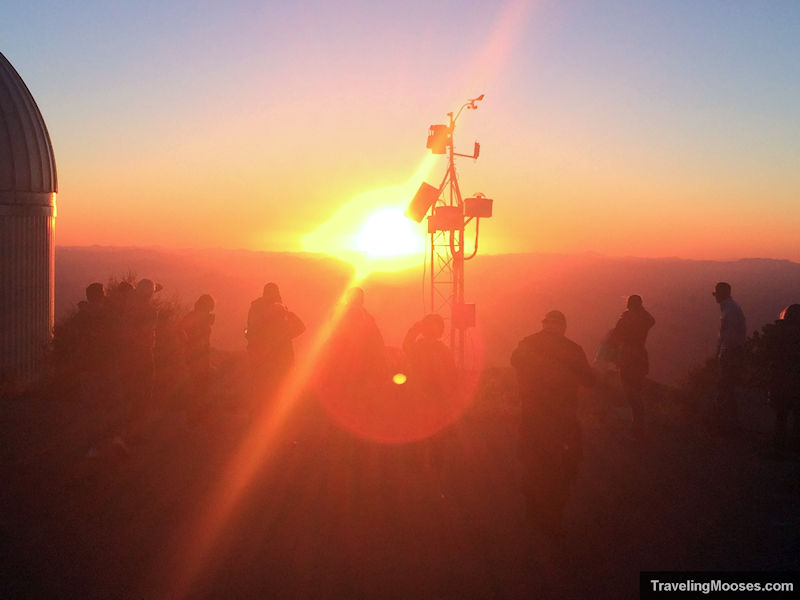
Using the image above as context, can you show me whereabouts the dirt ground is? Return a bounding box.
[1,368,798,599]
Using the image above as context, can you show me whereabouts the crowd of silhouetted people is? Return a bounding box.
[65,278,460,458]
[70,278,173,456]
[510,281,800,537]
[65,276,799,537]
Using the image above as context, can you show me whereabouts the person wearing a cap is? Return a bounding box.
[610,295,655,440]
[510,309,595,537]
[711,282,746,433]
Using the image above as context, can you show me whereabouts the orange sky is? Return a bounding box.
[4,1,800,267]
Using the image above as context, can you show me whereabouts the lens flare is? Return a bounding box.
[301,155,435,278]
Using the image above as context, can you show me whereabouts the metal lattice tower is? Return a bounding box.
[429,122,466,367]
[406,95,493,371]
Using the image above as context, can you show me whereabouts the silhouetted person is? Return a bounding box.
[511,310,594,537]
[402,313,457,400]
[315,287,387,423]
[181,294,216,420]
[246,283,305,400]
[402,313,458,469]
[760,304,800,456]
[323,287,386,388]
[75,282,116,456]
[76,283,113,382]
[119,278,160,447]
[711,282,746,434]
[610,294,655,439]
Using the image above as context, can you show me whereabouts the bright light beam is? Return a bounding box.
[158,276,362,599]
[158,2,536,594]
[301,155,435,278]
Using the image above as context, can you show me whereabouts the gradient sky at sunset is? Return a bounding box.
[4,1,800,261]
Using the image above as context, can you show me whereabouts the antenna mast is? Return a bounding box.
[406,95,493,371]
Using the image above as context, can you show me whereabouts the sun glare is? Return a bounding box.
[354,208,424,257]
[301,156,436,278]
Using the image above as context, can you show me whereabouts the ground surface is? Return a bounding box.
[1,368,798,599]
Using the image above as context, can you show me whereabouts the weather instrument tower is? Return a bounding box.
[405,95,493,370]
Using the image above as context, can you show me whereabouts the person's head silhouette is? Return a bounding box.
[263,282,282,303]
[420,314,445,340]
[136,278,156,299]
[712,282,732,304]
[627,294,643,310]
[195,294,215,313]
[542,310,567,335]
[85,282,105,303]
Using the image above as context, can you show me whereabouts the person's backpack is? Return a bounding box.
[595,329,620,366]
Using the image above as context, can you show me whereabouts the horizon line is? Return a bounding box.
[54,244,800,265]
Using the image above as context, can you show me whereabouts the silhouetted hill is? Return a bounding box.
[470,253,800,386]
[56,246,800,386]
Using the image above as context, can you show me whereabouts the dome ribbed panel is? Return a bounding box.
[0,51,57,197]
[0,215,54,386]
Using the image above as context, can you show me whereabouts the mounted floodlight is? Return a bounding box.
[405,181,440,223]
[426,124,450,154]
[427,205,463,233]
[465,193,493,218]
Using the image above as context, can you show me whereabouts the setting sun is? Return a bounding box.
[354,208,424,258]
[301,156,436,278]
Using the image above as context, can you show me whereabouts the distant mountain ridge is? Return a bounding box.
[55,246,800,387]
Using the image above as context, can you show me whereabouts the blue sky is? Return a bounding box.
[3,0,799,259]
